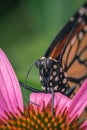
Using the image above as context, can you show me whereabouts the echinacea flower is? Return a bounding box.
[30,80,87,130]
[0,48,87,130]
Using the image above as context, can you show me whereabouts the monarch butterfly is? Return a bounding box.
[20,3,87,101]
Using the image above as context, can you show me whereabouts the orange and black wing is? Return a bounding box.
[44,3,87,89]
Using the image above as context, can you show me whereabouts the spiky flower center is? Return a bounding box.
[0,103,85,130]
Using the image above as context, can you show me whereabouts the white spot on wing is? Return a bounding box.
[55,76,59,81]
[40,76,42,81]
[60,74,62,78]
[79,7,86,15]
[41,57,46,59]
[54,85,58,90]
[84,26,87,32]
[50,75,53,80]
[50,82,52,86]
[61,88,65,93]
[60,67,62,72]
[53,71,56,76]
[64,72,67,77]
[53,65,57,69]
[78,32,83,40]
[77,17,82,23]
[42,86,45,90]
[63,78,67,84]
[71,36,77,45]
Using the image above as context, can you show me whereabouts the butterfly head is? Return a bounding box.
[35,57,62,92]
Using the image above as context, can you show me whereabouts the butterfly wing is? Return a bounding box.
[44,3,87,90]
[44,3,87,59]
[63,29,87,91]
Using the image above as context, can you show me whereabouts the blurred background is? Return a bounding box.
[0,0,86,102]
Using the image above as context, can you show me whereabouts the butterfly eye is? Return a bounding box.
[47,59,53,69]
[35,59,41,68]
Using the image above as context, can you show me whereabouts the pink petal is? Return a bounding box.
[30,93,52,111]
[0,49,23,119]
[30,93,45,110]
[30,92,71,115]
[43,93,53,106]
[80,121,87,130]
[55,93,71,116]
[68,79,87,122]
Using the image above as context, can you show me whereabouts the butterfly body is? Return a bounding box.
[35,57,70,95]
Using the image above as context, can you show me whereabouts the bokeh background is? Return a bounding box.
[0,0,86,103]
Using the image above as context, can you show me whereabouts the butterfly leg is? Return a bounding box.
[19,81,43,93]
[50,88,55,116]
[64,85,76,97]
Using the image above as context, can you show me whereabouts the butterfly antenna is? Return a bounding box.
[59,21,78,62]
[20,61,44,107]
[24,62,35,89]
[20,60,44,93]
[21,62,35,104]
